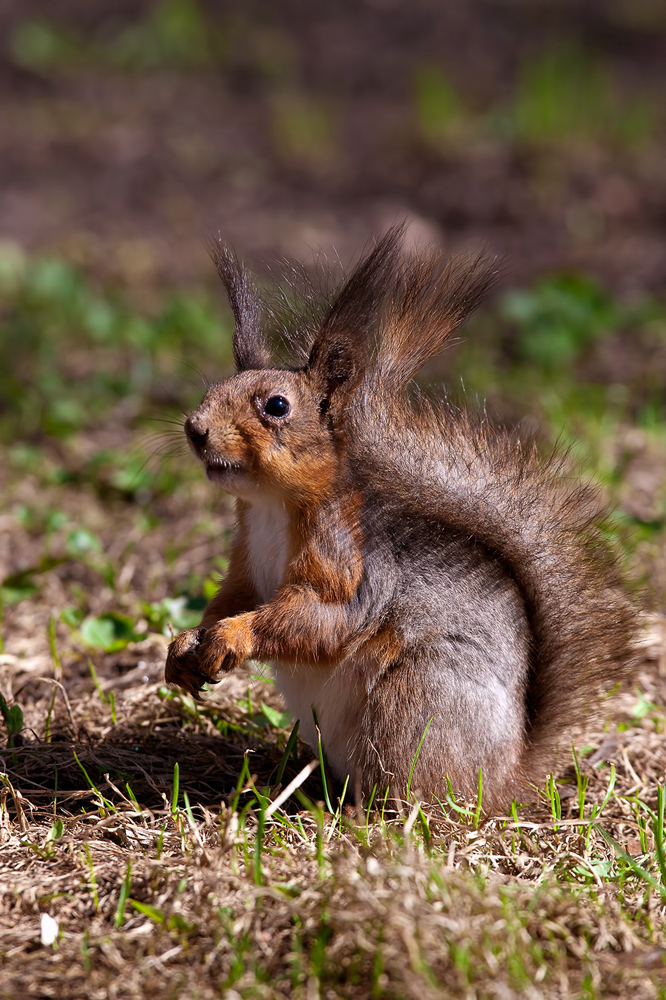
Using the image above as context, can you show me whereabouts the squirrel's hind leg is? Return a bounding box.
[354,656,526,813]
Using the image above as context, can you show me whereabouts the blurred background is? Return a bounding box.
[1,0,665,673]
[3,0,666,287]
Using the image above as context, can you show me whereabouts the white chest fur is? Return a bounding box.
[273,660,365,784]
[245,499,366,784]
[245,500,290,604]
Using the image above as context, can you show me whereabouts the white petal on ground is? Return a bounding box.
[40,913,59,946]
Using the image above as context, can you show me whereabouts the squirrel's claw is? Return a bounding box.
[197,618,253,678]
[164,620,252,696]
[165,626,210,695]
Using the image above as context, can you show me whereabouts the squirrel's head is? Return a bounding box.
[184,367,340,502]
[185,228,497,502]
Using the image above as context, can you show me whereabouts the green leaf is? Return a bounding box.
[0,582,37,606]
[167,913,194,932]
[80,613,146,652]
[66,528,103,558]
[130,899,165,923]
[260,701,292,729]
[115,861,132,928]
[45,510,67,532]
[6,704,23,736]
[415,65,464,144]
[46,818,65,843]
[144,596,202,635]
[61,606,84,629]
[500,273,624,371]
[1,558,65,606]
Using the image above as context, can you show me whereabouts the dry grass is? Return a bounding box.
[1,455,666,999]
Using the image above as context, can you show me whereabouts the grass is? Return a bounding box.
[414,45,660,152]
[1,250,665,997]
[2,710,666,995]
[9,0,224,73]
[510,44,657,148]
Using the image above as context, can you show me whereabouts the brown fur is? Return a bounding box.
[165,227,638,811]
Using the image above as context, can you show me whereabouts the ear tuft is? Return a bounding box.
[210,240,271,371]
[307,225,406,401]
[376,248,500,387]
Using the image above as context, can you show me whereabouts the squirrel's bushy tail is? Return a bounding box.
[313,227,637,788]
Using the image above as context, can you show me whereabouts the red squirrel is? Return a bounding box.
[165,227,637,811]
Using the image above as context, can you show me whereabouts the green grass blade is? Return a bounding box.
[406,716,434,801]
[276,719,299,785]
[311,707,334,815]
[653,784,666,888]
[171,761,180,815]
[595,823,666,904]
[114,860,132,928]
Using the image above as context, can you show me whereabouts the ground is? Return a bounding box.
[1,2,666,997]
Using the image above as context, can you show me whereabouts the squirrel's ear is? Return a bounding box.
[307,328,362,403]
[210,241,271,371]
[307,227,404,402]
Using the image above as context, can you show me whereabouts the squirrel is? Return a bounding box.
[164,226,637,811]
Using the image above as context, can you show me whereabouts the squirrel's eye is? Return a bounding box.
[264,395,290,418]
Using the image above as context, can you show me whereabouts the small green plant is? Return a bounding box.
[0,248,232,446]
[545,774,561,831]
[112,0,215,70]
[271,95,335,165]
[81,843,99,911]
[79,613,146,653]
[72,750,117,816]
[414,66,466,145]
[144,596,205,635]
[10,1,222,73]
[474,768,484,829]
[10,19,80,70]
[312,707,335,815]
[48,615,62,679]
[35,817,66,860]
[88,660,107,703]
[597,786,666,904]
[114,860,133,929]
[500,273,624,371]
[1,560,62,607]
[108,690,117,725]
[584,764,617,849]
[0,693,23,748]
[276,720,300,785]
[571,746,589,820]
[171,761,180,816]
[510,44,655,147]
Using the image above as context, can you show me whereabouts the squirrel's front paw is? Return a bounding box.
[197,616,254,678]
[165,626,209,696]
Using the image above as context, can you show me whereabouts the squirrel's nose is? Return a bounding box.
[184,414,209,451]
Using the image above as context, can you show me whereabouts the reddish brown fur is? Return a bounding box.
[165,227,638,812]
